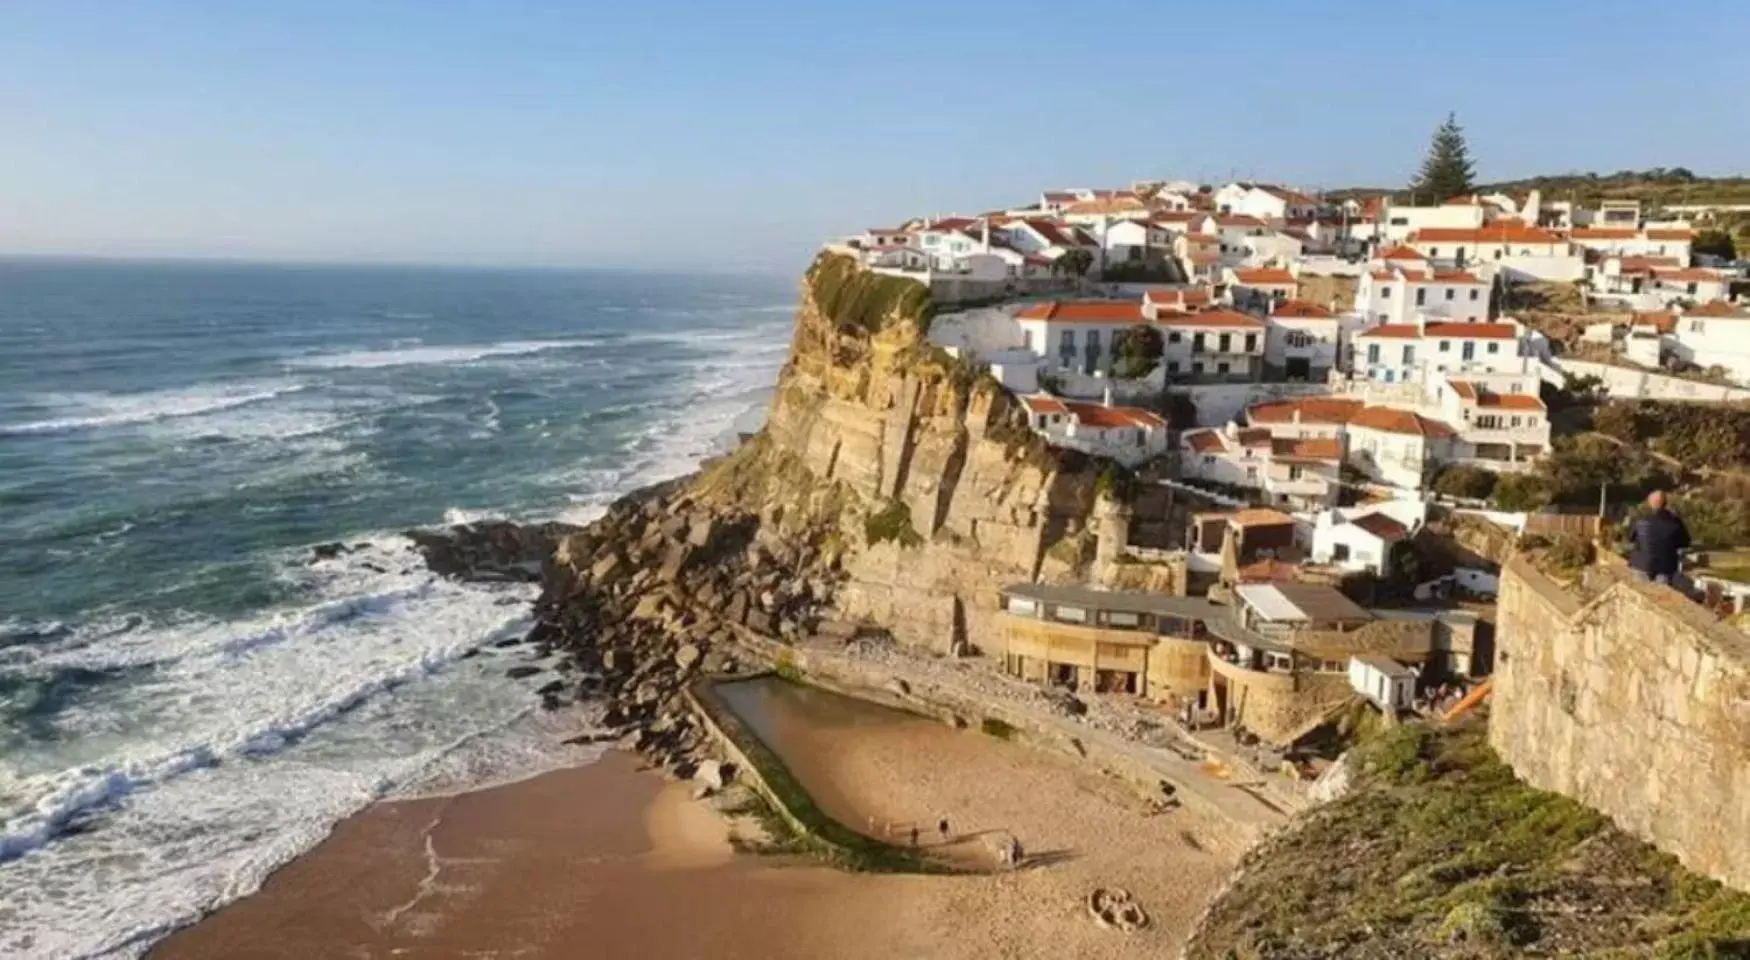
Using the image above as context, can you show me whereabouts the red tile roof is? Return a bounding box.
[1614,255,1681,274]
[1570,227,1636,240]
[1154,308,1266,329]
[1062,401,1165,430]
[1272,437,1343,461]
[1686,300,1746,318]
[1015,301,1143,323]
[1646,229,1694,241]
[1231,507,1296,528]
[1237,427,1273,447]
[1233,267,1296,286]
[1432,270,1485,285]
[1350,512,1411,542]
[1377,244,1427,261]
[1426,322,1518,339]
[1272,300,1335,319]
[913,217,979,234]
[1184,429,1226,453]
[1410,225,1566,244]
[1355,323,1421,339]
[1447,380,1478,399]
[1349,406,1457,438]
[1247,397,1364,425]
[1654,268,1725,283]
[1478,393,1544,411]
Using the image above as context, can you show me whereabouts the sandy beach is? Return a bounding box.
[155,683,1241,960]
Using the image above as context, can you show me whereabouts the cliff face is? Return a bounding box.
[692,254,1117,652]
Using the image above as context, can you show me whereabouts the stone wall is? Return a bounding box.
[1491,555,1750,891]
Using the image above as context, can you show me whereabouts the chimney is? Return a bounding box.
[981,217,991,252]
[1102,383,1115,407]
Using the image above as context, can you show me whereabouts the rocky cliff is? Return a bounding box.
[691,252,1172,654]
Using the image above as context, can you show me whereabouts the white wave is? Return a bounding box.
[442,506,505,526]
[0,537,588,959]
[287,339,600,370]
[0,382,309,437]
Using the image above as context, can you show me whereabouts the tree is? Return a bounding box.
[1111,324,1164,379]
[1409,113,1477,204]
[1694,229,1737,263]
[1056,248,1094,278]
[1431,464,1498,500]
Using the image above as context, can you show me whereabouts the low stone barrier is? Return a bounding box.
[686,676,960,874]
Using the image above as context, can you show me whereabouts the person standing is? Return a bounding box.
[1627,490,1691,586]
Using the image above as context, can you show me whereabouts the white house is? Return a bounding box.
[1650,267,1732,305]
[1002,217,1100,261]
[1352,320,1527,384]
[1180,423,1343,509]
[1214,182,1322,222]
[1431,373,1549,469]
[1345,405,1457,490]
[1225,266,1298,310]
[1569,227,1693,262]
[1175,232,1223,284]
[1102,219,1177,266]
[1590,254,1685,301]
[1312,508,1415,576]
[1156,309,1268,382]
[1014,301,1150,378]
[1193,214,1272,268]
[1372,201,1488,245]
[1245,397,1366,440]
[1671,300,1750,384]
[1408,224,1584,282]
[1265,300,1342,381]
[1354,266,1491,325]
[1060,194,1154,225]
[1349,656,1417,711]
[1144,286,1216,314]
[1020,394,1169,466]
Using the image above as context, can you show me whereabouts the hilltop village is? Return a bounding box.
[812,172,1750,829]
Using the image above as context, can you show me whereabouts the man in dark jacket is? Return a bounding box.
[1626,491,1690,585]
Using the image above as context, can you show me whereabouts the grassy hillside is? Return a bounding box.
[1185,721,1750,959]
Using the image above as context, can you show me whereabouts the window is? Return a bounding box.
[1470,289,1480,301]
[1439,340,1451,352]
[1487,342,1499,354]
[1245,333,1257,352]
[1006,597,1038,616]
[923,235,939,247]
[1286,331,1311,348]
[1415,288,1426,306]
[1217,333,1232,352]
[1022,330,1034,352]
[1403,345,1415,365]
[1366,343,1381,364]
[1429,247,1440,258]
[1052,605,1087,624]
[1193,333,1207,352]
[1462,341,1476,361]
[1381,287,1391,299]
[1690,321,1704,334]
[1202,455,1216,466]
[1167,331,1182,343]
[1105,611,1141,628]
[1192,361,1205,374]
[1166,360,1179,373]
[1288,466,1303,480]
[1688,282,1698,295]
[1445,288,1456,301]
[1217,362,1230,374]
[1246,466,1258,480]
[1510,416,1522,427]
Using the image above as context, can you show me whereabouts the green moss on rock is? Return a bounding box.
[807,252,934,335]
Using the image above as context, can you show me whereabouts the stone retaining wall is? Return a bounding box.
[1492,555,1750,891]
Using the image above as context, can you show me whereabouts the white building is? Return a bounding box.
[1352,320,1527,384]
[1372,201,1488,245]
[1179,423,1343,509]
[1345,405,1457,490]
[1265,300,1342,381]
[1408,224,1584,282]
[1312,507,1416,576]
[1568,226,1693,262]
[1431,373,1549,469]
[1349,656,1417,711]
[1001,217,1100,260]
[1156,309,1268,382]
[1192,214,1271,268]
[1225,266,1298,310]
[1650,267,1732,305]
[1102,219,1177,266]
[1213,182,1322,221]
[1019,394,1169,466]
[1244,397,1365,440]
[1354,266,1491,325]
[1672,300,1750,384]
[1014,301,1151,378]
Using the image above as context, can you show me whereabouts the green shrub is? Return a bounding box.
[1432,464,1498,500]
[980,717,1018,740]
[1491,473,1550,512]
[807,252,934,335]
[864,500,922,547]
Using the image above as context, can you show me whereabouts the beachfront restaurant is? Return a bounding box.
[995,583,1228,700]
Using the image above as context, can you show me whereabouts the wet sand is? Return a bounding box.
[156,685,1242,960]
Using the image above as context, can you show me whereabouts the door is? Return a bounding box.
[1285,357,1311,380]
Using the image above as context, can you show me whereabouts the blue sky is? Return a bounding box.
[1,0,1745,270]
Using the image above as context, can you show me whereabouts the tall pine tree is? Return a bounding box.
[1409,113,1477,203]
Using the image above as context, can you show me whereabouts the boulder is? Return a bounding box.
[505,665,544,680]
[311,542,349,562]
[686,514,718,549]
[590,552,625,584]
[745,611,776,636]
[724,590,750,626]
[674,643,702,673]
[694,759,728,791]
[535,679,566,696]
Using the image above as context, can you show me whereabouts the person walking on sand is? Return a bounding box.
[1627,490,1690,587]
[938,818,950,843]
[909,825,919,847]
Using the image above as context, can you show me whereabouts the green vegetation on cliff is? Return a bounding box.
[1186,721,1750,959]
[807,252,933,334]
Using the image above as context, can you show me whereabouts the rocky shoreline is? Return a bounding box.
[396,471,843,789]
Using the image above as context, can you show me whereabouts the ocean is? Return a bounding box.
[0,259,795,958]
